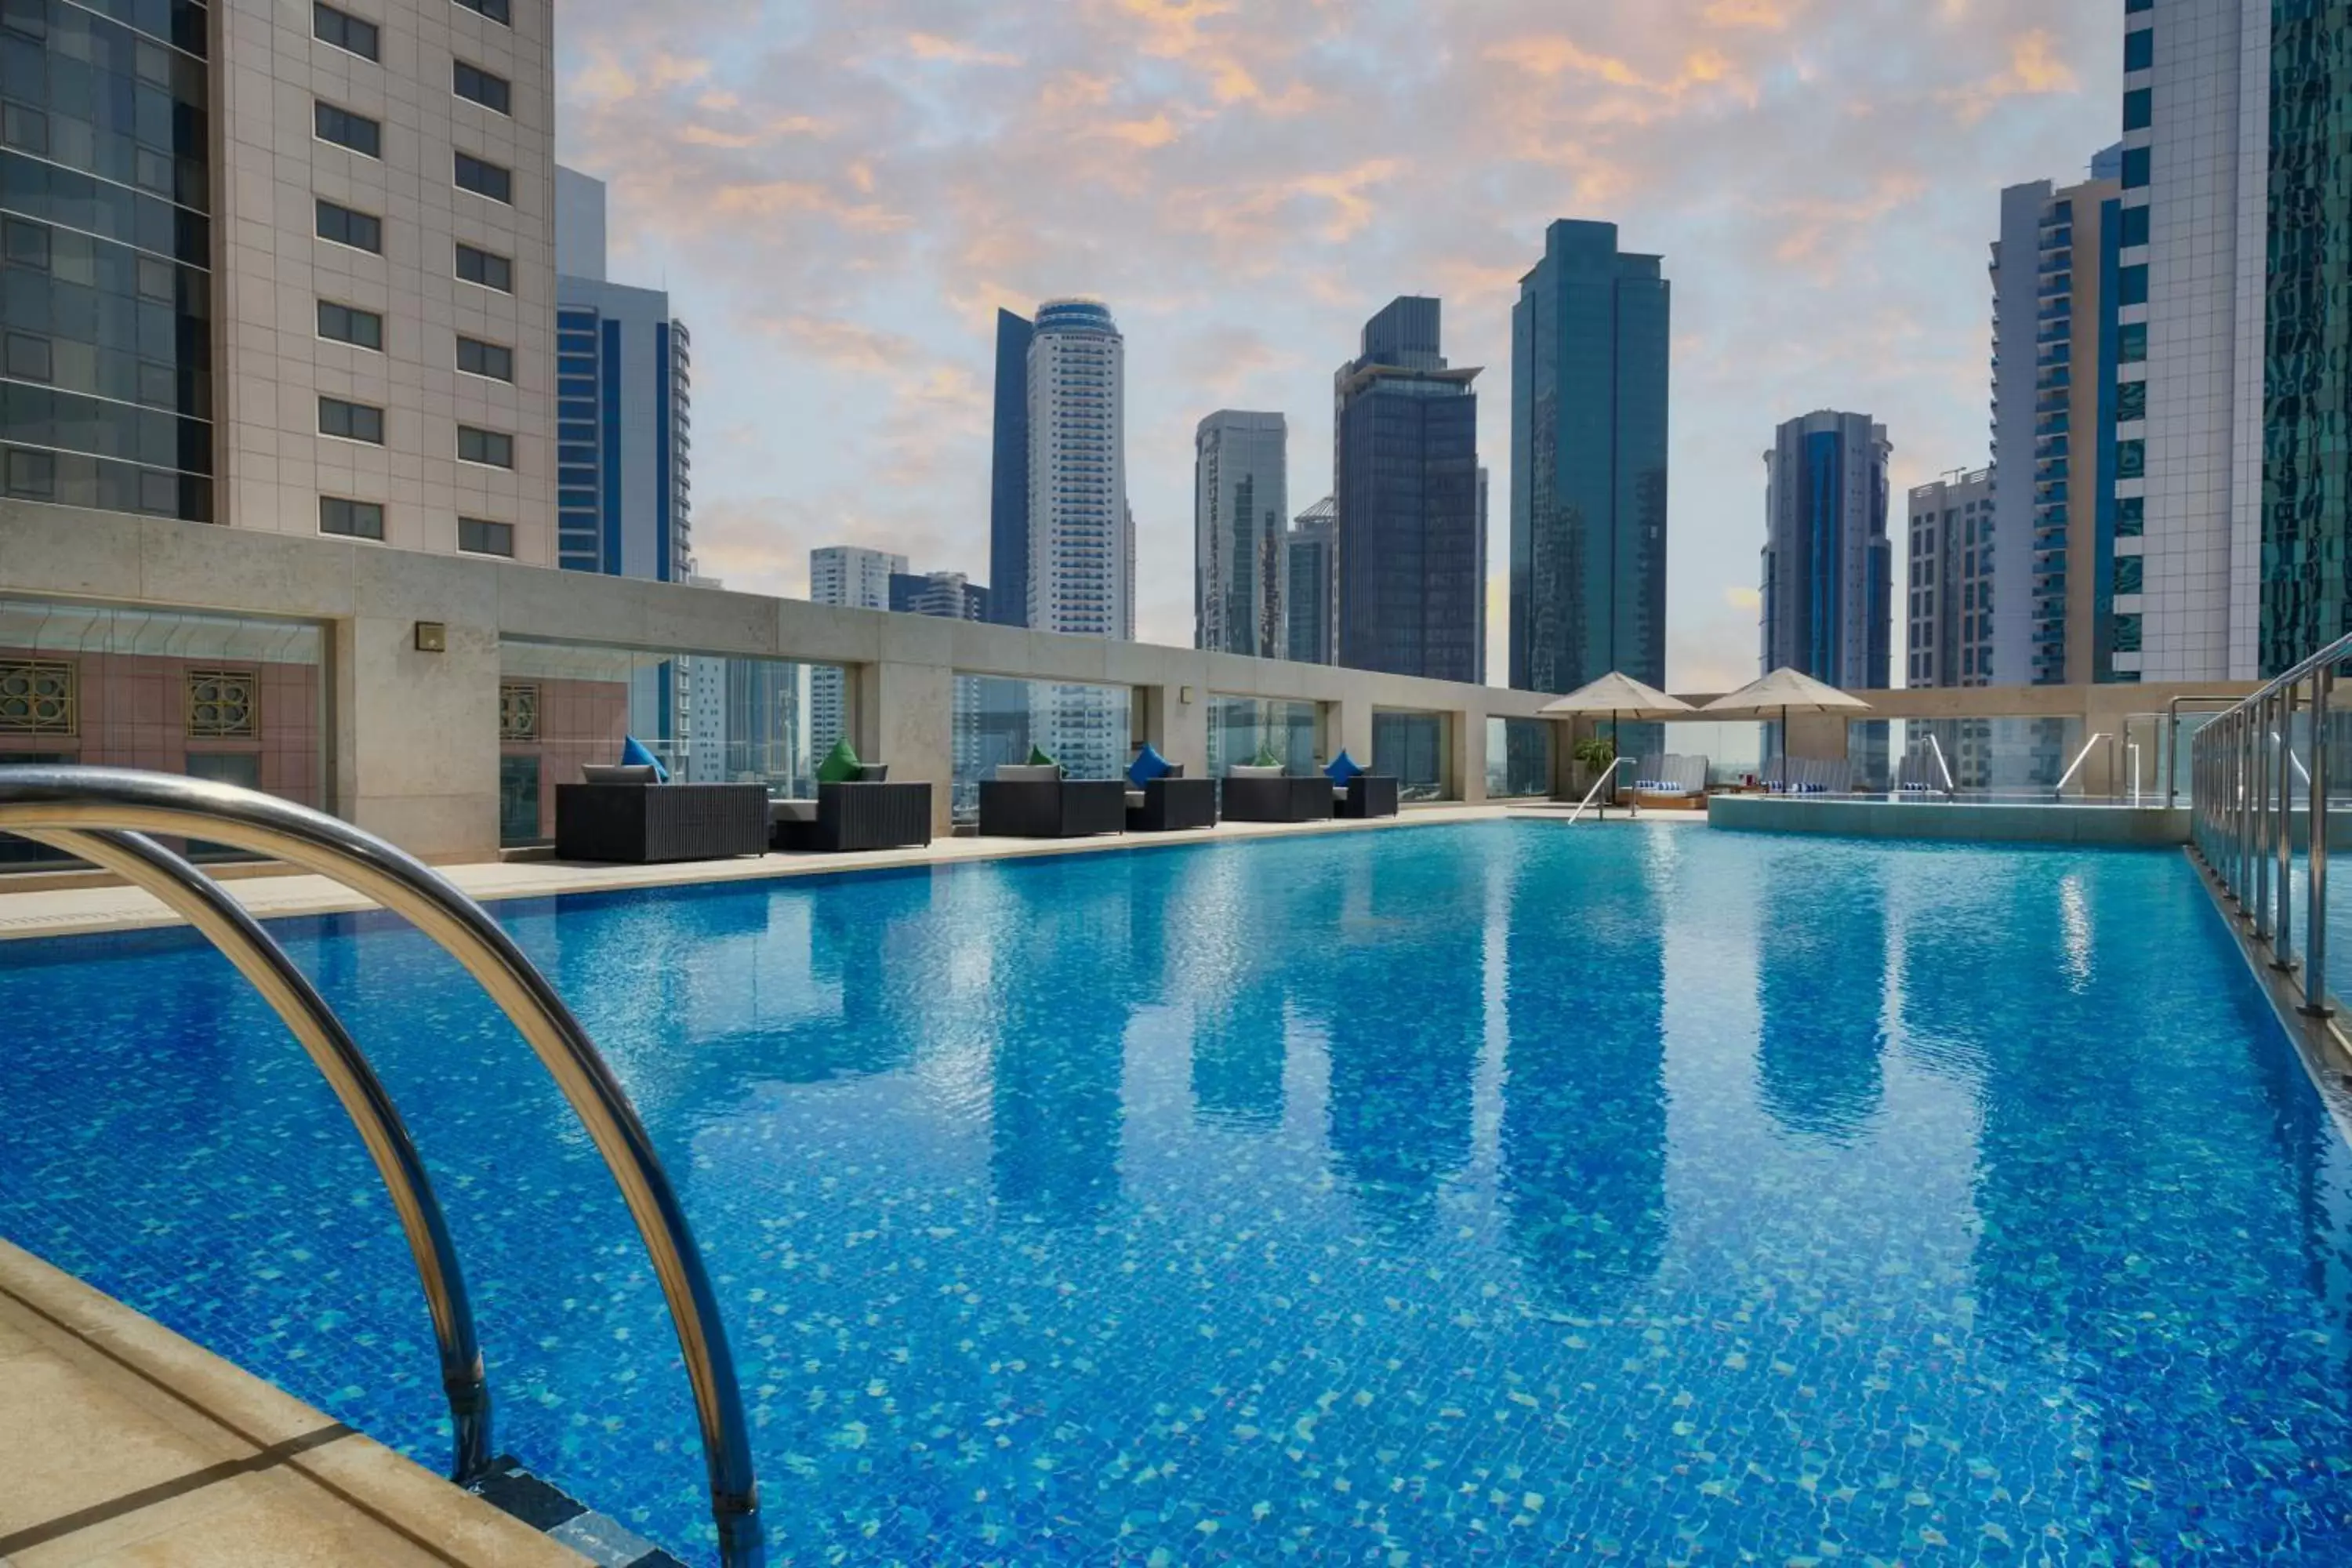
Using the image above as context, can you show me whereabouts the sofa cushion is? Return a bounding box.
[1227,764,1286,781]
[1125,789,1147,809]
[995,763,1062,783]
[619,734,670,782]
[1127,742,1171,788]
[1326,749,1365,784]
[583,764,659,785]
[816,737,862,785]
[768,798,819,825]
[855,763,891,782]
[1026,743,1058,768]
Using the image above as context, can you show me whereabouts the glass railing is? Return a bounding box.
[2188,637,2352,1022]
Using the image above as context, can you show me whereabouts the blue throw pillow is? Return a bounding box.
[1326,749,1364,784]
[1128,742,1172,789]
[619,734,670,783]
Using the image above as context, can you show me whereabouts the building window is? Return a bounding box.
[2116,378,2146,422]
[460,517,515,557]
[319,396,384,444]
[2119,204,2149,248]
[2124,27,2153,72]
[314,101,382,158]
[318,299,383,350]
[2117,439,2145,480]
[2113,613,2143,654]
[2126,0,2151,10]
[3,446,56,499]
[313,2,379,60]
[454,151,513,203]
[2120,147,2150,190]
[456,336,514,382]
[452,60,511,114]
[2123,87,2151,132]
[0,659,74,736]
[498,681,538,739]
[320,495,385,539]
[316,198,383,253]
[184,669,258,739]
[2119,321,2147,363]
[2118,263,2147,307]
[498,753,539,841]
[5,331,50,380]
[2113,556,2143,596]
[455,242,513,292]
[2115,496,2144,536]
[457,426,514,467]
[454,0,511,24]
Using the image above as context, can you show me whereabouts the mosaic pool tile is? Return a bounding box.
[2,824,2350,1564]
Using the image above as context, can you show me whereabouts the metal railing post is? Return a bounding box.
[2275,681,2299,971]
[2253,694,2274,939]
[2307,670,2333,1018]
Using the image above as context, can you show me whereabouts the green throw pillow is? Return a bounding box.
[815,737,862,784]
[1026,744,1057,768]
[1250,745,1281,768]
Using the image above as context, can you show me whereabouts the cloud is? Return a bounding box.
[557,0,2121,679]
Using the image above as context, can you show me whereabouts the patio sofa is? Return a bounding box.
[1334,774,1400,818]
[555,768,770,862]
[1221,764,1333,822]
[1126,768,1217,833]
[769,764,934,852]
[978,764,1127,838]
[1631,753,1710,811]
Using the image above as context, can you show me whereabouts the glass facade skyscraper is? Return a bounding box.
[2262,0,2351,673]
[988,307,1033,628]
[1508,220,1669,695]
[1193,410,1287,656]
[2,0,214,522]
[1332,296,1482,683]
[1759,410,1893,690]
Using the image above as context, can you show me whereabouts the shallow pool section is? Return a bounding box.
[4,824,2349,1563]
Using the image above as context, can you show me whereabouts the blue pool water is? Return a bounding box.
[3,822,2350,1563]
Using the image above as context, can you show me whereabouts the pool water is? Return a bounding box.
[4,822,2350,1564]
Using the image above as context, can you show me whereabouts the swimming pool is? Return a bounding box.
[2,822,2346,1563]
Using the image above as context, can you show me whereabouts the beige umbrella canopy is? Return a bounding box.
[1541,673,1695,814]
[1699,667,1871,783]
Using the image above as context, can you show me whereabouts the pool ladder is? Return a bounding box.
[0,768,765,1568]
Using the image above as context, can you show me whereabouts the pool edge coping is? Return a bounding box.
[0,1236,590,1567]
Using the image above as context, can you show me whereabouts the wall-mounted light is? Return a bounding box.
[414,621,446,652]
[1179,685,1195,704]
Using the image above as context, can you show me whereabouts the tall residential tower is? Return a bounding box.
[1508,220,1670,694]
[1287,497,1336,665]
[1759,411,1893,690]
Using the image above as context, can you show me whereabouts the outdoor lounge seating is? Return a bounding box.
[769,765,934,852]
[1632,753,1710,810]
[1126,769,1217,832]
[1766,757,1855,795]
[1334,774,1400,818]
[1220,764,1332,822]
[978,763,1127,838]
[555,776,770,862]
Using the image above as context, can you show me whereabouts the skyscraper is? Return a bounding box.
[1988,162,2125,685]
[1508,220,1670,695]
[1759,411,1893,690]
[0,0,556,556]
[1287,498,1337,665]
[554,167,692,583]
[1332,298,1482,681]
[1904,469,1995,689]
[808,546,906,750]
[1193,412,1289,656]
[988,308,1035,628]
[889,571,989,622]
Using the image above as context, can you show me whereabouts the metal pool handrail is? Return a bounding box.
[9,822,493,1482]
[1924,733,1958,799]
[0,768,764,1567]
[2053,732,2110,798]
[1568,756,1636,825]
[2188,628,2352,1022]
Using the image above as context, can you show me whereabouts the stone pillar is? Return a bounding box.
[1332,693,1376,771]
[338,561,500,861]
[859,660,955,835]
[1454,701,1488,805]
[1141,682,1209,779]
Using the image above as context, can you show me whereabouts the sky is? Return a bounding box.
[552,0,2122,693]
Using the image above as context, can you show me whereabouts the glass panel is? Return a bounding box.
[1373,710,1446,801]
[1206,695,1319,777]
[0,595,327,871]
[498,640,850,845]
[1852,717,2089,797]
[1485,716,1550,798]
[949,673,1133,822]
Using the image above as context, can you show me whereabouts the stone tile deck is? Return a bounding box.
[0,1240,583,1568]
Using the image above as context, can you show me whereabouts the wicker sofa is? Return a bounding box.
[769,766,934,851]
[1334,774,1401,818]
[978,764,1127,838]
[1125,771,1217,832]
[554,775,770,862]
[1220,765,1334,822]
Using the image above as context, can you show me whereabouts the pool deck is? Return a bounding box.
[0,802,1686,942]
[0,1240,586,1568]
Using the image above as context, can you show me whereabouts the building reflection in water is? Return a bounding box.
[1498,829,1668,1312]
[1756,852,1886,1145]
[989,860,1133,1223]
[1312,839,1483,1231]
[1162,846,1288,1130]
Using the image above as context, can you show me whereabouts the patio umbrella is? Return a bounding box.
[1697,667,1872,786]
[1540,672,1695,816]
